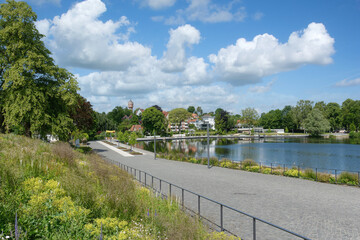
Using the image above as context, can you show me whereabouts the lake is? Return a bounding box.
[137,137,360,172]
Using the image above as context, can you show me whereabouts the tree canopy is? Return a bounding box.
[302,108,330,136]
[241,108,259,127]
[168,108,191,124]
[187,106,195,113]
[0,0,78,140]
[142,107,166,135]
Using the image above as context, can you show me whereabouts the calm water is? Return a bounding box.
[138,138,360,172]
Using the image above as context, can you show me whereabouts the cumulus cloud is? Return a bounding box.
[161,24,201,72]
[249,80,275,93]
[163,0,246,25]
[209,22,335,85]
[36,0,151,71]
[335,78,360,87]
[138,0,176,9]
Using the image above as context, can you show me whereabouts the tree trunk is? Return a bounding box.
[24,121,31,138]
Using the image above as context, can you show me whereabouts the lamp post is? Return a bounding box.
[154,130,156,160]
[207,123,210,168]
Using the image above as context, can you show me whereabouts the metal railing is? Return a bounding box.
[106,158,311,240]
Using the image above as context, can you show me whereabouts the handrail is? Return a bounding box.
[106,158,311,240]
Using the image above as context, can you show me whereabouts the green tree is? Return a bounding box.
[142,107,166,135]
[187,106,195,113]
[241,108,259,127]
[326,102,342,131]
[302,108,330,136]
[196,106,203,116]
[94,112,117,132]
[349,123,356,132]
[118,118,131,132]
[282,105,296,132]
[0,0,78,140]
[291,100,313,130]
[341,99,360,131]
[168,108,191,133]
[215,109,234,133]
[314,101,327,116]
[259,109,282,129]
[107,106,132,125]
[128,132,137,151]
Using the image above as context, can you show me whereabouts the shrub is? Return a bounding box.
[241,159,258,169]
[210,157,219,166]
[303,169,316,180]
[246,166,260,172]
[338,172,358,185]
[283,168,301,178]
[317,173,333,183]
[261,168,271,174]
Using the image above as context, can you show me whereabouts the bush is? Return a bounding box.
[261,168,271,174]
[317,173,333,183]
[338,172,359,185]
[241,159,258,169]
[302,169,316,180]
[246,166,260,173]
[284,168,301,178]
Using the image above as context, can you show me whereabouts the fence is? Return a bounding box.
[105,158,311,240]
[255,161,360,185]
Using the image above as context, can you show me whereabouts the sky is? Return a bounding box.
[7,0,360,114]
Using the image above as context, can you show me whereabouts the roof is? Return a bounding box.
[130,125,143,132]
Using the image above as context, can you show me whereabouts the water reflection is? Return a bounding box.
[137,138,360,171]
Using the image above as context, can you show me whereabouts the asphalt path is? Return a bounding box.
[89,141,360,240]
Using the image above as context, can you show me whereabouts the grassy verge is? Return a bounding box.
[155,152,359,187]
[0,134,239,239]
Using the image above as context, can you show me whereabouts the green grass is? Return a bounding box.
[0,134,239,240]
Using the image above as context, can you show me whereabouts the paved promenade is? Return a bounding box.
[89,141,360,240]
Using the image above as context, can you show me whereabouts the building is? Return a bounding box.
[128,99,133,111]
[130,125,143,132]
[201,115,215,130]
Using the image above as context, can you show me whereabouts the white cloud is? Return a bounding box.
[164,0,246,24]
[249,80,275,93]
[161,24,201,72]
[27,0,60,6]
[183,57,209,84]
[335,78,360,87]
[36,0,151,71]
[209,22,335,85]
[253,12,264,21]
[139,0,176,10]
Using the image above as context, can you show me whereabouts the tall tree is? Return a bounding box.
[303,108,330,136]
[107,106,129,125]
[259,109,282,129]
[0,0,78,140]
[168,108,191,132]
[291,100,313,130]
[142,107,166,135]
[282,105,296,131]
[215,109,234,133]
[326,102,342,131]
[341,99,360,130]
[196,106,203,116]
[241,108,259,127]
[187,106,195,113]
[69,95,95,133]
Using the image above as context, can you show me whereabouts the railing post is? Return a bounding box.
[220,204,223,231]
[145,172,147,186]
[198,195,200,216]
[152,176,154,188]
[271,163,273,174]
[169,184,172,198]
[182,189,184,208]
[335,170,337,183]
[316,168,318,181]
[298,165,300,178]
[253,218,256,240]
[160,179,162,192]
[139,170,141,183]
[283,164,285,175]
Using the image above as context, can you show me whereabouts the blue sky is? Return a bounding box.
[10,0,360,114]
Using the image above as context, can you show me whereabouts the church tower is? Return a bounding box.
[128,99,134,111]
